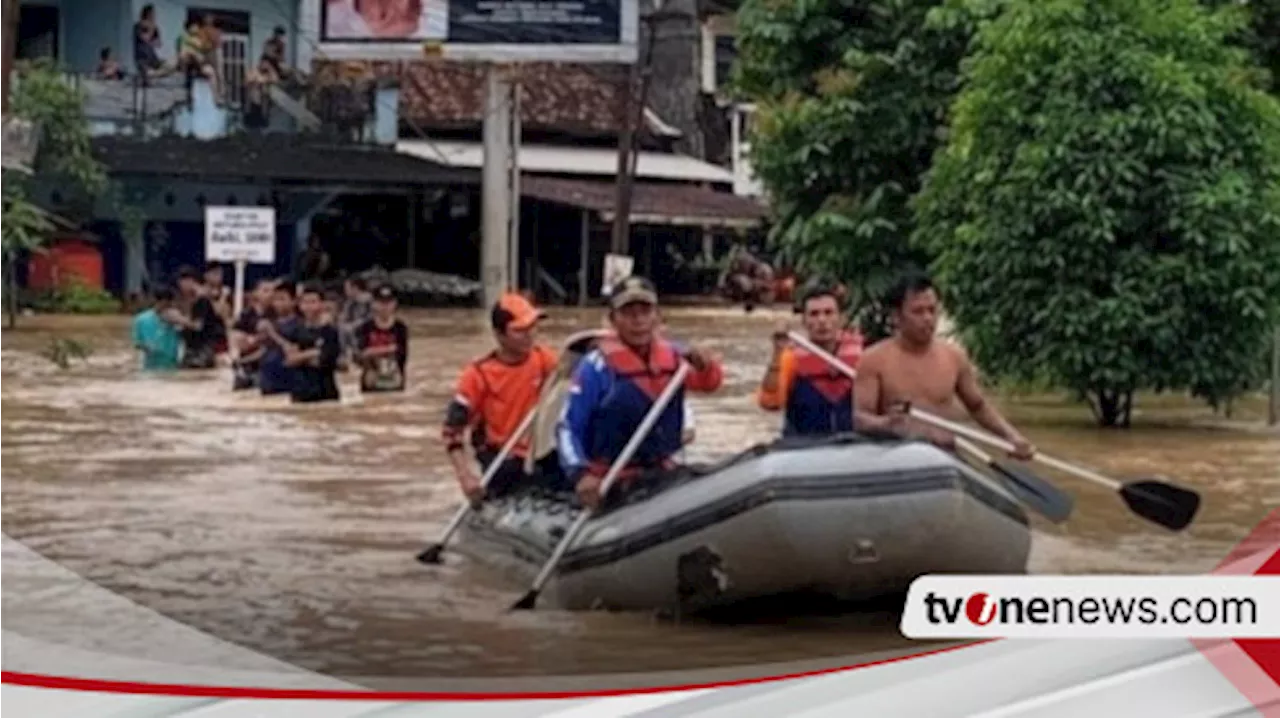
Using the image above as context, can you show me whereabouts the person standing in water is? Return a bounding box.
[338,276,374,361]
[174,266,225,368]
[229,279,275,390]
[256,280,301,396]
[284,283,342,404]
[441,293,561,504]
[131,287,183,372]
[354,285,409,393]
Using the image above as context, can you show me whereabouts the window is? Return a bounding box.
[700,15,737,94]
[714,36,736,91]
[17,4,60,61]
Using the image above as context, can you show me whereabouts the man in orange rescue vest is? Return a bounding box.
[757,283,865,437]
[557,276,724,509]
[442,292,560,503]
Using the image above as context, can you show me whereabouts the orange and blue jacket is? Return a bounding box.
[757,331,863,437]
[557,336,722,483]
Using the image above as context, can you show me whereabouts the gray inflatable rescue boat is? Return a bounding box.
[453,432,1032,613]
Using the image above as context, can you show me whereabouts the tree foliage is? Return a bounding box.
[913,0,1280,426]
[734,0,1002,338]
[3,60,141,324]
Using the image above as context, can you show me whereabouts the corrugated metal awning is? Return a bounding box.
[520,176,768,229]
[396,140,736,185]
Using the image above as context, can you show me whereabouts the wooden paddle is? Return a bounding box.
[785,331,1076,525]
[511,361,693,611]
[415,329,607,565]
[954,436,1074,523]
[908,411,1201,532]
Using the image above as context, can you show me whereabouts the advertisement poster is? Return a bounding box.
[320,0,621,44]
[322,0,449,41]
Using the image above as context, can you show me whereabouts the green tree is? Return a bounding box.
[3,59,138,325]
[913,0,1280,426]
[734,0,1001,338]
[1206,0,1280,94]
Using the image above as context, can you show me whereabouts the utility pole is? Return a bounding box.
[608,11,661,256]
[480,64,517,308]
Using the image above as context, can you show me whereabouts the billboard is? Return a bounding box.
[301,0,638,63]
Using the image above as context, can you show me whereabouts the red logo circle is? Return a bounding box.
[965,592,995,625]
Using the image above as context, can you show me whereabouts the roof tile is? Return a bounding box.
[321,59,632,135]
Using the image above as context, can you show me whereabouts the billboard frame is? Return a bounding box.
[298,0,639,65]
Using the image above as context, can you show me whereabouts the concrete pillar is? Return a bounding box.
[480,66,515,307]
[124,225,145,295]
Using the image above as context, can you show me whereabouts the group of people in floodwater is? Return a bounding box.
[130,263,409,403]
[441,271,1038,512]
[132,264,1038,512]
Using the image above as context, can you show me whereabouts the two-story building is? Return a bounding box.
[12,0,767,304]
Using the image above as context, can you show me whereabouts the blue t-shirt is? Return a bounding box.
[132,308,180,371]
[259,315,299,395]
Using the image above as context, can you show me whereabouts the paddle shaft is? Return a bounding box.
[522,361,693,602]
[424,330,609,555]
[786,331,1122,493]
[430,405,542,546]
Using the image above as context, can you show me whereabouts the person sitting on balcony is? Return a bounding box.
[97,47,125,80]
[246,27,292,109]
[133,5,174,79]
[178,18,222,104]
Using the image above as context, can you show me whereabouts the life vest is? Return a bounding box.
[784,332,862,437]
[585,337,685,476]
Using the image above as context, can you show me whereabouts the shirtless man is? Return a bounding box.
[854,272,1036,460]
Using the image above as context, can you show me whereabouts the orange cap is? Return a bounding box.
[492,292,546,332]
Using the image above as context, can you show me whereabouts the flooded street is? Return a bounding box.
[3,306,1278,686]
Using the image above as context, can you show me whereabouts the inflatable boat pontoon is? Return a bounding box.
[453,432,1032,613]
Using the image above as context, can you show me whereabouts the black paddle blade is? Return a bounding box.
[416,545,444,565]
[510,590,539,611]
[1120,480,1201,532]
[991,461,1075,524]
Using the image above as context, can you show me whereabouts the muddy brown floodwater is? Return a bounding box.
[3,306,1278,688]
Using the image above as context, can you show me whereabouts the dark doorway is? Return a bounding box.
[17,4,60,61]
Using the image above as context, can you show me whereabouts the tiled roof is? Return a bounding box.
[91,134,474,185]
[323,59,643,137]
[521,175,768,226]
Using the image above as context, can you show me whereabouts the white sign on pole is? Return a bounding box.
[601,253,635,295]
[204,206,277,264]
[204,206,276,330]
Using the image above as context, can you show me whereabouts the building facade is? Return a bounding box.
[13,0,766,304]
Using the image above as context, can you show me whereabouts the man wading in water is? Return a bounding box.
[442,293,561,503]
[283,283,342,404]
[229,279,274,390]
[174,266,226,368]
[854,272,1036,460]
[257,281,301,396]
[354,285,409,393]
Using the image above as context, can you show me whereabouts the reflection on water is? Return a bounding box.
[3,307,1278,681]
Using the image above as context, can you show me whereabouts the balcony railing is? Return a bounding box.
[57,71,191,136]
[13,61,392,144]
